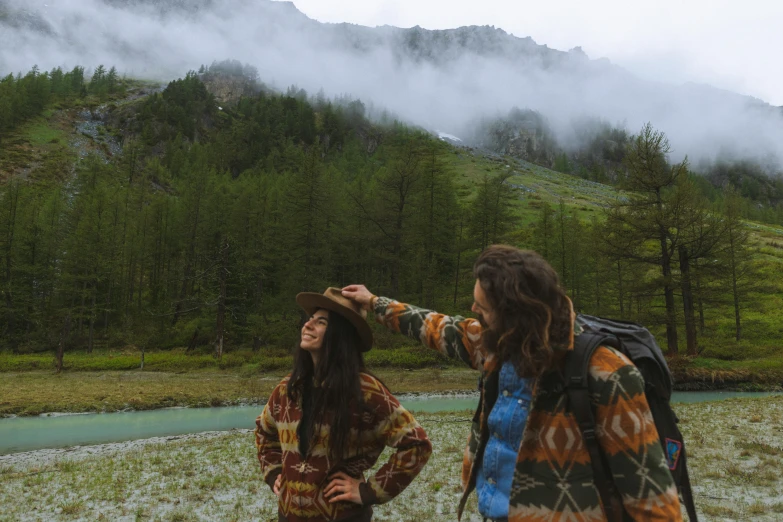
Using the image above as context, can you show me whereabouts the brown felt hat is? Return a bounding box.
[295,287,373,352]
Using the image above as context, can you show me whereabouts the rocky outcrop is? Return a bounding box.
[199,73,258,107]
[472,108,557,165]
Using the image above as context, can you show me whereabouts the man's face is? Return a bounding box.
[471,279,495,330]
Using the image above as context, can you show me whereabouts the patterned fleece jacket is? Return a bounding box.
[255,372,432,522]
[374,296,682,522]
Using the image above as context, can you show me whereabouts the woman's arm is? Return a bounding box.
[356,378,433,506]
[254,382,285,491]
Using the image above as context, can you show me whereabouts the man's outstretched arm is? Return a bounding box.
[342,285,485,370]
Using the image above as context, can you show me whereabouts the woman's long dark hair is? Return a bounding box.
[474,245,572,379]
[287,309,368,461]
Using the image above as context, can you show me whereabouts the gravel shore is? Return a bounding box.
[1,398,782,521]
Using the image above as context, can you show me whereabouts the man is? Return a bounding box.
[342,245,682,522]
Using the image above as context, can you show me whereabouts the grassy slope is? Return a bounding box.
[444,146,619,225]
[0,112,71,182]
[0,82,151,182]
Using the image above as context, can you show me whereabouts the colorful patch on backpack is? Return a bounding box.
[665,439,682,470]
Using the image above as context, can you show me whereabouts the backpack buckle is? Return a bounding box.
[582,428,596,441]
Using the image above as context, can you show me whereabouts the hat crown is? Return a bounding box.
[322,287,367,320]
[295,287,373,351]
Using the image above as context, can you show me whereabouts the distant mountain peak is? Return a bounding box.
[569,46,589,60]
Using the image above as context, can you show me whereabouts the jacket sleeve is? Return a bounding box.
[254,382,285,490]
[358,379,433,506]
[373,296,486,370]
[589,347,683,521]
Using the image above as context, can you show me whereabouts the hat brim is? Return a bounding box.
[295,293,374,352]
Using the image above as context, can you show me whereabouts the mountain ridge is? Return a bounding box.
[0,0,765,107]
[1,0,781,166]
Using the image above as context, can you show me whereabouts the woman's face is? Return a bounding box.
[300,309,329,353]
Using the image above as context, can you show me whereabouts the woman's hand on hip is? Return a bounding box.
[324,471,363,505]
[273,474,283,496]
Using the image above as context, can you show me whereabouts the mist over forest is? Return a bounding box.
[2,0,782,170]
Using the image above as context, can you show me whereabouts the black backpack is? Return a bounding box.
[566,314,698,522]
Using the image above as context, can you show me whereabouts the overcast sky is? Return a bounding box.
[286,0,783,106]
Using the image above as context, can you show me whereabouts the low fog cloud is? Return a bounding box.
[2,0,782,167]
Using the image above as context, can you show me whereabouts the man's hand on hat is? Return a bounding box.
[341,285,376,311]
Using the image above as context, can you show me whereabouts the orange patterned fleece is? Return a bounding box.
[374,296,682,521]
[255,373,432,521]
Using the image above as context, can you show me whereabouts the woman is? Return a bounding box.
[255,287,432,522]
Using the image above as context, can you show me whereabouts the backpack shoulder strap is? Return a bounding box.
[679,448,699,521]
[566,332,625,522]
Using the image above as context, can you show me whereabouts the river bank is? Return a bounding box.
[2,364,781,417]
[1,397,782,521]
[0,368,480,417]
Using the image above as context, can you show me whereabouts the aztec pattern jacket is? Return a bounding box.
[374,296,682,522]
[255,372,432,521]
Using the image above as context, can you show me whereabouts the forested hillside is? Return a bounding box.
[5,0,783,177]
[1,65,782,385]
[473,108,783,227]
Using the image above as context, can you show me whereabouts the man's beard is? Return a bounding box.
[477,313,489,329]
[480,323,502,356]
[477,313,500,354]
[481,324,525,374]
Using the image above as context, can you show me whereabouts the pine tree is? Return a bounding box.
[353,132,424,295]
[411,143,457,308]
[469,172,515,251]
[604,123,689,355]
[672,179,725,355]
[106,66,119,94]
[719,187,755,341]
[279,145,329,293]
[89,65,107,98]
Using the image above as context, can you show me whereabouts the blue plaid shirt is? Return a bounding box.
[476,361,533,519]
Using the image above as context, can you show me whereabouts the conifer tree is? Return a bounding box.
[604,123,689,355]
[720,187,755,341]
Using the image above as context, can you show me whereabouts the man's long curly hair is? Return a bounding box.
[473,245,572,379]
